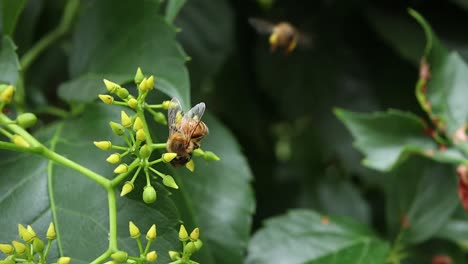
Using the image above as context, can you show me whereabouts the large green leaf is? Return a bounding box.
[335,108,466,171]
[59,0,190,108]
[246,210,389,264]
[385,156,458,244]
[0,36,20,85]
[1,0,27,36]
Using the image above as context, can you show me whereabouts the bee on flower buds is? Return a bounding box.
[249,18,311,54]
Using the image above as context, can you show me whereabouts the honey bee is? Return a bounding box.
[166,98,209,166]
[249,18,311,54]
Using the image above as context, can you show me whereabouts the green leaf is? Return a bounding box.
[385,156,458,244]
[165,0,187,23]
[1,0,27,36]
[246,210,389,264]
[409,9,468,136]
[60,0,190,108]
[161,113,254,264]
[0,36,20,85]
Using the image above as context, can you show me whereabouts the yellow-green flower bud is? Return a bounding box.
[121,111,132,128]
[129,221,140,238]
[146,75,155,90]
[120,181,134,196]
[114,164,128,174]
[103,79,120,93]
[128,98,138,109]
[161,100,171,110]
[116,87,129,99]
[12,135,30,148]
[33,238,44,253]
[133,117,143,131]
[179,225,189,241]
[153,112,167,125]
[103,261,117,264]
[184,241,197,254]
[12,241,26,254]
[143,186,157,204]
[162,152,177,163]
[139,144,151,159]
[106,153,121,164]
[193,148,204,157]
[162,175,179,189]
[98,94,114,104]
[47,222,56,240]
[18,224,35,242]
[109,121,125,136]
[190,228,199,241]
[185,159,195,172]
[26,225,37,237]
[0,85,14,104]
[194,239,203,250]
[57,257,71,264]
[146,251,158,262]
[94,141,112,151]
[168,251,180,261]
[138,78,149,93]
[0,259,15,264]
[111,251,128,262]
[0,244,14,255]
[204,151,221,161]
[146,224,157,241]
[16,113,37,128]
[134,67,144,85]
[136,129,146,142]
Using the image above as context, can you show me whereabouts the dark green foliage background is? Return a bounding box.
[1,0,468,263]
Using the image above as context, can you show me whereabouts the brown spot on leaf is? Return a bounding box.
[400,215,410,229]
[425,149,435,157]
[438,145,447,152]
[320,216,329,225]
[420,58,431,81]
[457,165,468,214]
[452,125,468,144]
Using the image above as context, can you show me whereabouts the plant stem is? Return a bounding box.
[107,188,118,252]
[90,249,112,264]
[111,159,140,187]
[136,108,153,146]
[151,143,167,150]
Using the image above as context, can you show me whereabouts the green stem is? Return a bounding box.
[143,240,152,255]
[150,143,167,150]
[42,240,52,263]
[0,127,14,138]
[90,249,112,264]
[136,107,153,146]
[136,237,144,255]
[107,188,118,252]
[111,159,140,187]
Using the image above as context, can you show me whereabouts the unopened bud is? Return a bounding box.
[146,224,157,241]
[98,94,114,104]
[0,259,15,264]
[111,251,128,262]
[138,78,150,93]
[190,228,199,241]
[120,181,134,196]
[47,222,56,240]
[168,251,180,260]
[184,241,197,254]
[153,112,167,125]
[114,164,128,174]
[139,145,151,159]
[94,141,112,151]
[129,221,140,238]
[26,225,37,237]
[16,113,37,128]
[58,257,71,264]
[133,117,143,130]
[106,153,121,164]
[179,225,189,241]
[143,186,157,204]
[136,129,146,141]
[193,148,204,157]
[162,175,179,189]
[33,238,44,253]
[161,100,171,110]
[18,224,35,242]
[116,87,129,99]
[146,76,155,90]
[162,153,177,163]
[146,251,157,262]
[204,151,220,161]
[185,159,195,172]
[128,98,138,109]
[109,121,125,136]
[12,241,26,254]
[134,67,145,85]
[103,79,120,93]
[194,239,203,250]
[12,135,30,148]
[0,85,14,104]
[0,244,14,255]
[121,111,132,128]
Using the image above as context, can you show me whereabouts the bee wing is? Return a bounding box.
[249,18,275,34]
[168,97,183,135]
[183,102,206,141]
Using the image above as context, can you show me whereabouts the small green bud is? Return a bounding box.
[0,85,14,104]
[106,153,121,164]
[143,186,157,204]
[57,257,71,264]
[146,75,155,90]
[185,159,195,172]
[47,222,56,240]
[190,227,199,241]
[134,67,145,85]
[109,121,125,136]
[103,261,117,264]
[139,144,151,159]
[121,111,132,128]
[0,259,15,264]
[116,87,129,99]
[204,151,221,161]
[194,239,203,250]
[162,175,179,189]
[16,113,38,128]
[26,225,37,237]
[161,100,171,110]
[94,141,112,151]
[12,135,30,148]
[0,244,14,255]
[98,94,114,104]
[12,241,26,254]
[184,241,197,254]
[179,225,189,241]
[33,238,45,253]
[162,152,177,163]
[138,78,149,93]
[146,251,158,262]
[103,79,120,93]
[111,251,128,262]
[120,181,134,196]
[18,224,35,242]
[129,221,140,238]
[153,112,167,125]
[136,129,146,142]
[193,148,205,157]
[168,251,180,261]
[128,98,138,109]
[114,163,128,174]
[146,224,157,241]
[133,117,143,131]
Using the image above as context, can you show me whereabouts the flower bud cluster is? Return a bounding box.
[169,224,203,262]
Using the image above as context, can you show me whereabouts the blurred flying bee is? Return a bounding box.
[249,18,311,54]
[167,98,209,167]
